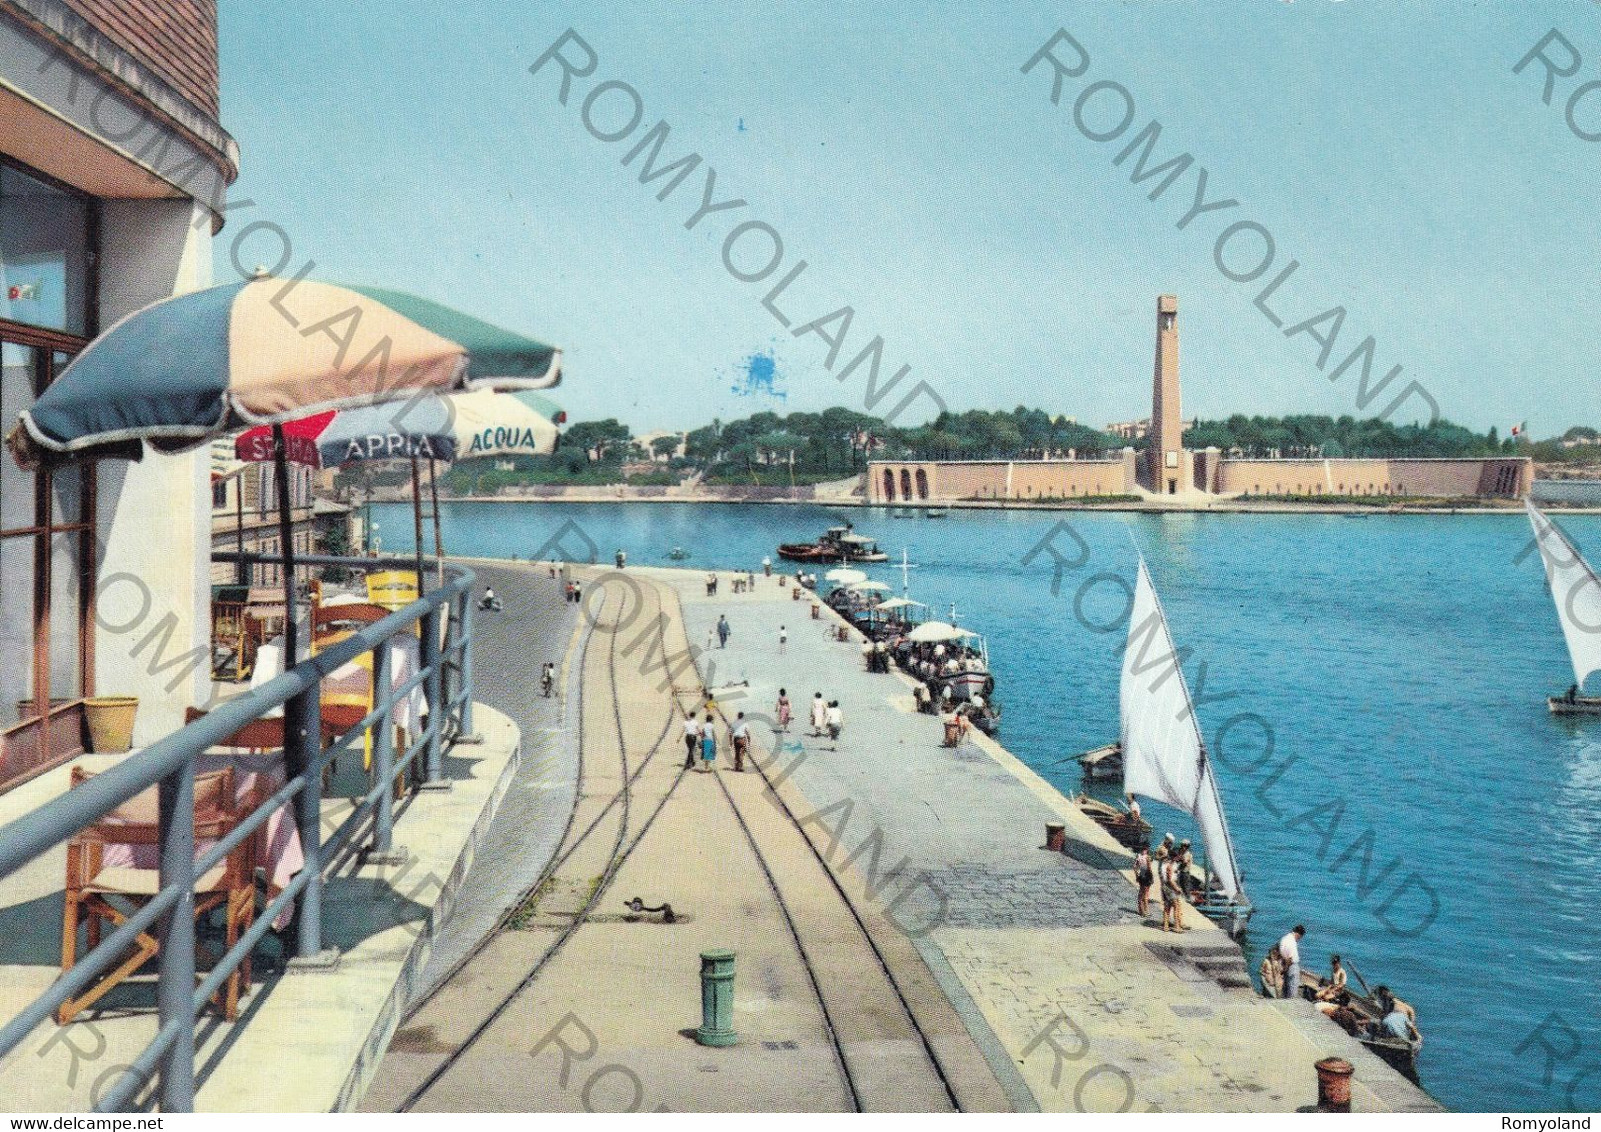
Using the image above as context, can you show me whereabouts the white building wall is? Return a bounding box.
[92,198,215,745]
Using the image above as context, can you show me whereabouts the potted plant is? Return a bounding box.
[83,696,139,753]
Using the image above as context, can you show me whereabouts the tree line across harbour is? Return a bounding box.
[329,406,1600,496]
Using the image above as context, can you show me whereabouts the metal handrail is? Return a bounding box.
[0,552,476,1113]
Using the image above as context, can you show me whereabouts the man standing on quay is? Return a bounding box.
[717,614,731,649]
[1278,925,1305,998]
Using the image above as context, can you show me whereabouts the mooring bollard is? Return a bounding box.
[697,949,737,1047]
[1045,822,1066,852]
[1314,1056,1354,1112]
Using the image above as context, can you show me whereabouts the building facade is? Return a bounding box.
[1,0,236,787]
[869,294,1532,506]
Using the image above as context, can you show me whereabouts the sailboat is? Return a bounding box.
[1118,557,1253,936]
[1526,499,1601,715]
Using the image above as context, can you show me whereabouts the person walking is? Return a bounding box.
[541,661,555,698]
[683,711,701,769]
[1160,848,1185,932]
[699,715,717,772]
[572,580,582,605]
[825,700,843,742]
[762,555,772,577]
[731,711,750,771]
[776,688,792,731]
[778,624,787,652]
[1277,925,1305,998]
[1134,844,1154,918]
[706,625,716,652]
[717,615,730,649]
[810,692,827,736]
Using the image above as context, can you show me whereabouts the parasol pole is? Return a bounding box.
[428,457,445,587]
[234,470,246,586]
[272,423,299,669]
[409,452,427,596]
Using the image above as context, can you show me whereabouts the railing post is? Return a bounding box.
[421,607,445,785]
[284,679,328,962]
[156,764,196,1111]
[457,590,476,740]
[370,638,397,857]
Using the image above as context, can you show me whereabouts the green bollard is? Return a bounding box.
[696,948,738,1047]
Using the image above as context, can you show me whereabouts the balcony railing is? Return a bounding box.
[0,553,477,1112]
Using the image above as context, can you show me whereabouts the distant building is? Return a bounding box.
[869,295,1531,504]
[636,428,686,461]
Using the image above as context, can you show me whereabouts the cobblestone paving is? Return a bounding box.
[920,862,1140,930]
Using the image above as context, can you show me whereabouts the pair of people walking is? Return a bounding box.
[681,708,750,772]
[807,693,843,742]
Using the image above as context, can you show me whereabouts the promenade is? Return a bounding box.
[654,565,1442,1113]
[360,561,1441,1113]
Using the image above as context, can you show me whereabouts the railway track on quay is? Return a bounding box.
[373,570,964,1113]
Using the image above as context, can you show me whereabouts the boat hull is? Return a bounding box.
[1297,972,1421,1083]
[1076,796,1151,849]
[1549,694,1601,715]
[1077,742,1123,781]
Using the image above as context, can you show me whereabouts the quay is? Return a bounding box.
[0,557,1443,1112]
[362,561,1441,1113]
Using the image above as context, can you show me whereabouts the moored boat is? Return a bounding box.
[1526,499,1601,715]
[1077,741,1123,782]
[777,522,889,563]
[1076,794,1152,849]
[1297,969,1422,1083]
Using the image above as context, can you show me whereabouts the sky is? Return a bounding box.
[216,1,1601,435]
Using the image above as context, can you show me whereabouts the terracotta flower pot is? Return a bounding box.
[84,696,139,754]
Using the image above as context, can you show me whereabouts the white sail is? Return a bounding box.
[1119,558,1244,899]
[1527,499,1601,690]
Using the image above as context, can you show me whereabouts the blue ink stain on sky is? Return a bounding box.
[730,348,785,401]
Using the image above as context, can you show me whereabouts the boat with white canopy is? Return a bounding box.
[1117,556,1253,936]
[1526,498,1601,715]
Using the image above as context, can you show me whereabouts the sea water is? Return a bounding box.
[375,499,1601,1112]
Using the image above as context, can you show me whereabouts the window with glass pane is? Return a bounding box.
[0,164,92,336]
[0,342,36,532]
[0,537,34,729]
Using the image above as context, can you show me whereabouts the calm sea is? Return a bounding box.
[375,499,1601,1112]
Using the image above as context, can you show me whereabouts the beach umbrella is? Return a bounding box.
[7,275,562,668]
[235,389,563,584]
[845,579,892,592]
[824,567,868,584]
[907,621,965,643]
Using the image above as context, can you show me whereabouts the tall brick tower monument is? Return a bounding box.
[1145,294,1191,494]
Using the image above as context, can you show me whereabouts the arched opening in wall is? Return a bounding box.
[900,469,913,499]
[915,469,929,500]
[1398,483,1405,495]
[883,469,896,502]
[1338,483,1344,493]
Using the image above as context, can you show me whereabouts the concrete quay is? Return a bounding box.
[646,564,1444,1113]
[363,565,1001,1112]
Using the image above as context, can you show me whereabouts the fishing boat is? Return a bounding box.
[1526,499,1601,715]
[1076,794,1151,849]
[1120,556,1254,936]
[666,546,690,561]
[1077,741,1123,782]
[777,523,890,563]
[923,507,948,518]
[1297,969,1422,1083]
[903,621,993,702]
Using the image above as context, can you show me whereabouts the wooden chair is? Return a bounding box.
[56,765,259,1024]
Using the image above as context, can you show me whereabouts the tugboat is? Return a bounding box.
[777,522,889,563]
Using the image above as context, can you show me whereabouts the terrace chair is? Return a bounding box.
[56,765,259,1024]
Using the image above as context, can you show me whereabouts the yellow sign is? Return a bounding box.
[366,570,420,611]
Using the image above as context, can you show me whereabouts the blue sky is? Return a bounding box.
[217,2,1600,435]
